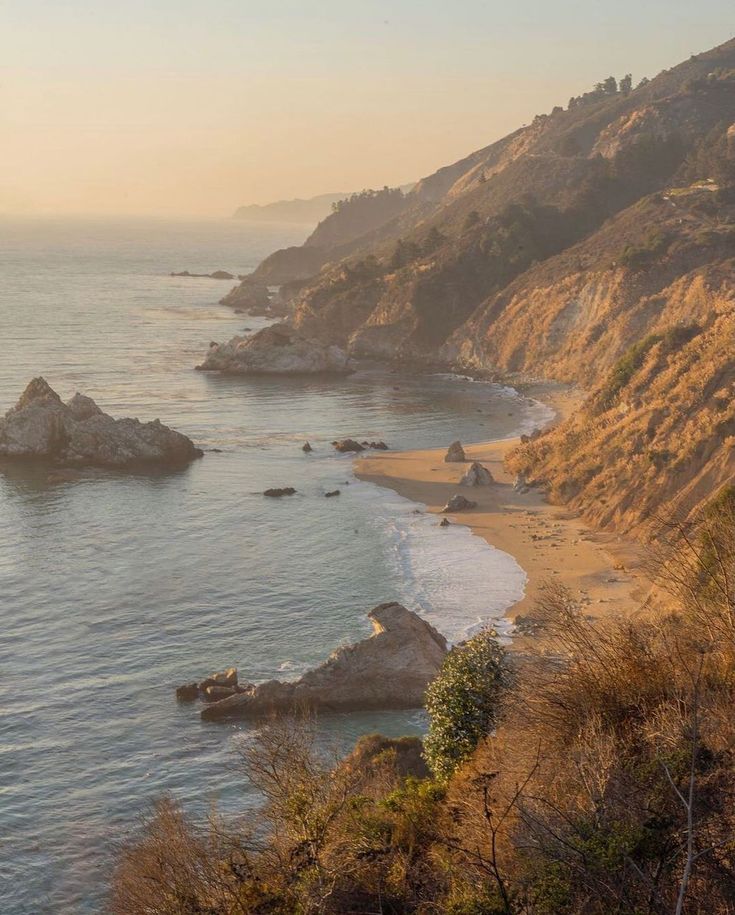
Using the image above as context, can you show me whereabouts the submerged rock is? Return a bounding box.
[444,440,466,462]
[197,324,352,375]
[302,441,313,453]
[264,487,296,497]
[332,438,365,453]
[0,378,202,469]
[201,602,448,721]
[325,489,341,497]
[439,517,451,527]
[442,494,477,512]
[176,682,199,702]
[170,270,235,279]
[460,461,494,486]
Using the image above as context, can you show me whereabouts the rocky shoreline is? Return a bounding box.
[180,603,448,721]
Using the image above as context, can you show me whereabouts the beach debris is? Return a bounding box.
[460,461,494,486]
[444,440,466,462]
[263,487,297,497]
[302,441,313,452]
[442,494,477,512]
[332,438,365,453]
[200,602,448,721]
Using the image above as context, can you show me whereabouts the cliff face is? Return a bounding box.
[285,40,735,368]
[507,306,735,535]
[248,38,735,535]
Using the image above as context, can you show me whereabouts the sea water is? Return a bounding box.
[0,217,550,913]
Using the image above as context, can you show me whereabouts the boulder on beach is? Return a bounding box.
[0,378,203,469]
[442,494,477,512]
[460,461,494,486]
[332,438,365,453]
[264,487,296,497]
[201,602,448,721]
[444,440,466,462]
[197,324,352,375]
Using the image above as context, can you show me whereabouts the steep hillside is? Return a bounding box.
[286,39,735,363]
[235,37,735,537]
[507,307,735,535]
[233,191,349,224]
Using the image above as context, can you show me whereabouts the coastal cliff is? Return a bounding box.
[240,37,735,536]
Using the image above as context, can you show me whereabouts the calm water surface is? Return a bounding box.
[0,217,548,913]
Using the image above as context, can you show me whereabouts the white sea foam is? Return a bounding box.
[349,480,526,645]
[345,385,554,644]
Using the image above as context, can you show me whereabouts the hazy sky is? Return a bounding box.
[2,0,732,217]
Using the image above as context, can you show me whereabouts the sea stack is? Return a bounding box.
[0,378,202,469]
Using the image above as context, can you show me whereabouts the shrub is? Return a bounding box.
[424,631,510,782]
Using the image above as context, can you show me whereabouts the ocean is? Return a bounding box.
[0,216,549,913]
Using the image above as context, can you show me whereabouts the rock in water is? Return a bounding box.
[201,602,448,721]
[332,438,365,453]
[444,440,466,462]
[442,494,477,512]
[197,324,352,375]
[439,517,451,527]
[460,461,494,486]
[324,489,340,497]
[0,378,202,469]
[219,279,271,313]
[302,441,313,453]
[263,487,296,497]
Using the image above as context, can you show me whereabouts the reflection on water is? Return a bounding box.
[0,218,544,914]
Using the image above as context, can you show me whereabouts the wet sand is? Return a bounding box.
[355,384,651,652]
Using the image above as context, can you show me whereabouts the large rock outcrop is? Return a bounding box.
[0,378,202,469]
[197,324,352,375]
[201,602,448,721]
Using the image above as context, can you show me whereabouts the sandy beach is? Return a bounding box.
[355,383,651,653]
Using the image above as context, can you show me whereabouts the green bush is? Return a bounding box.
[423,631,509,782]
[617,230,672,269]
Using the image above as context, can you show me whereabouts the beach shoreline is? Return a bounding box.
[354,382,651,653]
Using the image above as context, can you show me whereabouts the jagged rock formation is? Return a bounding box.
[0,378,202,469]
[197,324,352,375]
[444,441,466,462]
[460,461,494,486]
[201,602,448,720]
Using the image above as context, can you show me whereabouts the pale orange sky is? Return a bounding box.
[2,1,731,217]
